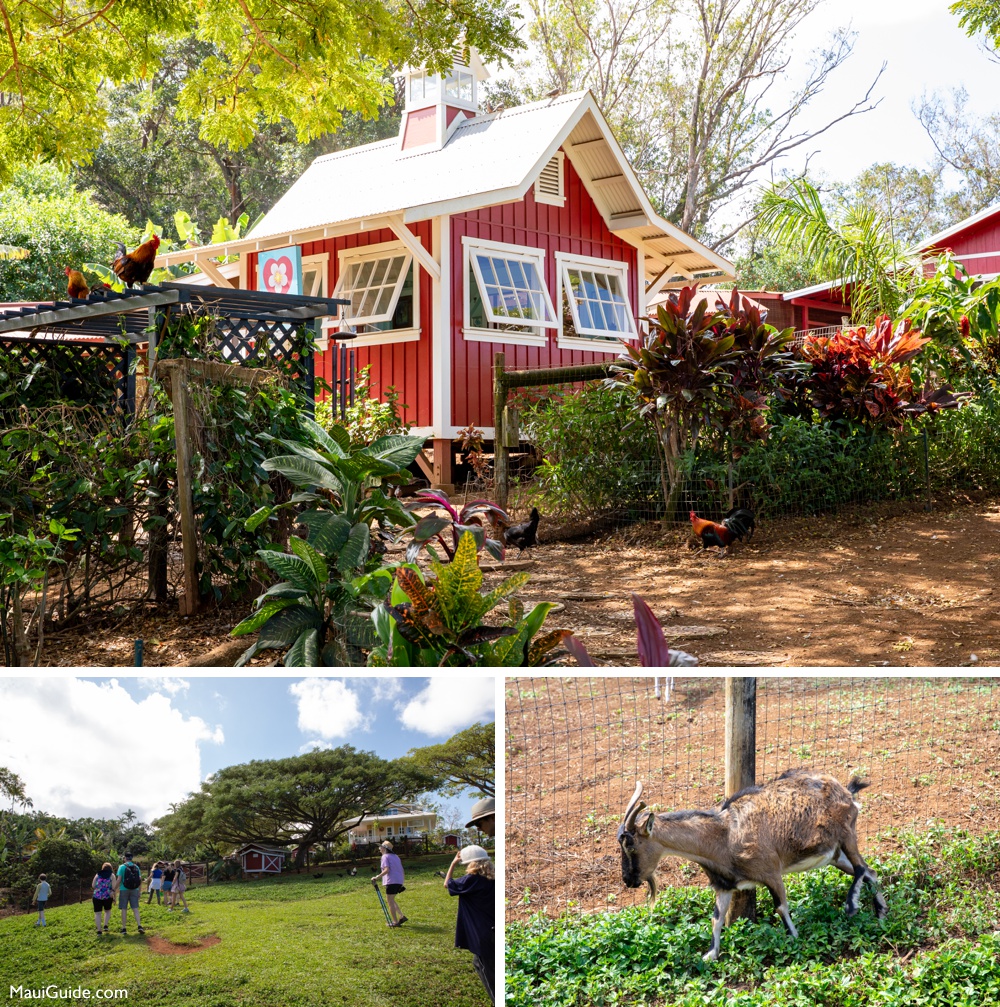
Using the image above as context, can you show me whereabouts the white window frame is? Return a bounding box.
[534,151,566,207]
[301,252,329,298]
[302,252,330,349]
[462,236,557,348]
[325,240,422,348]
[555,251,637,353]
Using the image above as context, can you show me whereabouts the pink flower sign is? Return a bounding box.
[258,246,302,295]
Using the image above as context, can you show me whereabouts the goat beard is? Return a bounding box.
[645,875,658,902]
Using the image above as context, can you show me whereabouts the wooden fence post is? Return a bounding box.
[166,358,200,615]
[493,352,508,510]
[725,676,757,924]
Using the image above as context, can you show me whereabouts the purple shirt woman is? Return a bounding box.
[373,841,407,926]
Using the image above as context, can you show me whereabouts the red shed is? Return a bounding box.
[443,833,460,847]
[158,51,734,489]
[233,844,287,878]
[919,202,1000,279]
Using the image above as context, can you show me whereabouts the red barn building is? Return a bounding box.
[919,203,1000,279]
[159,51,734,488]
[233,844,287,878]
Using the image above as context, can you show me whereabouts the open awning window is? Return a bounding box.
[559,256,636,339]
[334,249,412,325]
[467,243,559,328]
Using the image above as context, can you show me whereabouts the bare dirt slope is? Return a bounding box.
[39,498,999,667]
[505,498,1000,666]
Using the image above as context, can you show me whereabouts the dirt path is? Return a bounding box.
[39,499,1000,667]
[502,497,1000,666]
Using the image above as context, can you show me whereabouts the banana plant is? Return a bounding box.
[370,531,573,667]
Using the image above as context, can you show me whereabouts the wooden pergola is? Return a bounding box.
[0,281,351,614]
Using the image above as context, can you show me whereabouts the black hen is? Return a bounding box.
[504,507,540,557]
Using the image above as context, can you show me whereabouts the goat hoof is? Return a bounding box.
[845,904,859,918]
[875,902,888,920]
[702,950,720,963]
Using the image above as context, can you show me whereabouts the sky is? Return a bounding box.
[0,676,495,824]
[766,0,1000,184]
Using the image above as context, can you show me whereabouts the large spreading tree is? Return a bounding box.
[406,721,495,797]
[153,746,440,865]
[515,0,882,245]
[0,0,524,183]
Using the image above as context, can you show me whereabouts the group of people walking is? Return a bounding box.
[372,796,497,1004]
[89,853,190,936]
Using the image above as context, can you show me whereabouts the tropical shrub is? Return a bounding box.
[370,531,571,667]
[609,286,798,516]
[232,421,424,666]
[316,365,411,446]
[796,317,967,429]
[405,489,508,562]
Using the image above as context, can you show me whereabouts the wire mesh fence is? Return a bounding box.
[505,676,1000,919]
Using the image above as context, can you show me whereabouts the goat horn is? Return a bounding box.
[623,781,646,832]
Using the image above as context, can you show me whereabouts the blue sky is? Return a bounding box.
[0,676,495,824]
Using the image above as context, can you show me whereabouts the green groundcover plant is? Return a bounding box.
[506,827,1000,1007]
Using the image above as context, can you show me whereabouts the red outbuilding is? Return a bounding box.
[159,50,734,489]
[232,843,287,878]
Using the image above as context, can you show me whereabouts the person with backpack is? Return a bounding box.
[92,863,115,935]
[32,874,51,927]
[116,852,144,935]
[443,846,495,1004]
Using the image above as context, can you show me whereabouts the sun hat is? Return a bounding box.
[459,845,491,864]
[465,797,495,829]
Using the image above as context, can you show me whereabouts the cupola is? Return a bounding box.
[398,48,489,153]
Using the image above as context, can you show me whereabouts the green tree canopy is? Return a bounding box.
[0,766,31,809]
[0,0,524,182]
[406,722,495,798]
[27,837,102,882]
[72,37,406,229]
[0,163,139,301]
[153,746,440,864]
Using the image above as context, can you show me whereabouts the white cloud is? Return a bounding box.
[0,678,223,822]
[398,678,495,736]
[138,676,190,695]
[364,677,404,703]
[289,679,367,738]
[299,740,334,754]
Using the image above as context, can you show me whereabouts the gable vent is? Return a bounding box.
[534,152,566,207]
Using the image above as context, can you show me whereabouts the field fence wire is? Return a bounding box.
[505,676,1000,920]
[503,439,936,534]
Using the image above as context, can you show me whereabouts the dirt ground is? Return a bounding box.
[37,496,1000,667]
[506,496,1000,667]
[505,676,1000,919]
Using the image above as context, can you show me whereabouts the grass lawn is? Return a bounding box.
[506,829,1000,1007]
[1,854,487,1007]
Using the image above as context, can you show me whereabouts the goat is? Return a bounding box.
[617,769,887,961]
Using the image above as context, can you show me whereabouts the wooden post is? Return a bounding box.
[493,351,508,510]
[431,438,454,494]
[725,676,757,924]
[168,358,200,616]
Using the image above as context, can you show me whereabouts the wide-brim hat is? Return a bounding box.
[465,797,495,829]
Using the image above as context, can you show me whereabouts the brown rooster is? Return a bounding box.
[112,234,161,288]
[690,507,755,555]
[64,267,90,299]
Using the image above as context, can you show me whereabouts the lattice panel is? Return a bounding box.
[0,338,132,414]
